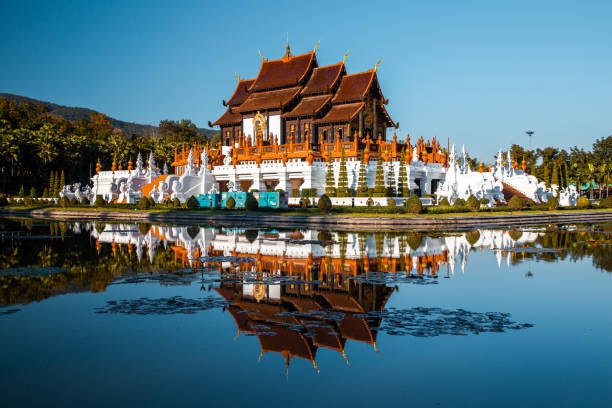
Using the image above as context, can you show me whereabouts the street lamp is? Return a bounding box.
[526,131,534,150]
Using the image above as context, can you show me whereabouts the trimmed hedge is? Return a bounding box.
[317,194,332,213]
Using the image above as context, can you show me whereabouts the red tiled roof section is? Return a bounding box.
[315,102,364,124]
[237,86,301,113]
[282,95,331,118]
[331,70,375,104]
[212,108,241,126]
[301,63,344,96]
[226,79,255,106]
[249,52,315,92]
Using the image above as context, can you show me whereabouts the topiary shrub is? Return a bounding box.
[80,197,89,205]
[137,197,150,210]
[508,229,523,241]
[576,196,591,209]
[57,196,68,207]
[226,196,236,209]
[439,197,450,207]
[547,196,559,210]
[23,197,33,206]
[466,195,480,212]
[163,198,173,208]
[366,197,374,207]
[94,195,105,207]
[292,189,300,198]
[172,198,181,208]
[453,198,466,208]
[69,197,78,206]
[479,198,490,205]
[406,232,423,250]
[317,194,332,213]
[508,196,524,211]
[599,196,612,208]
[405,194,422,214]
[148,197,156,208]
[185,196,199,209]
[387,198,396,207]
[300,197,311,208]
[245,194,259,211]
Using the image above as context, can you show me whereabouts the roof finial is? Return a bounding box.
[285,33,291,59]
[313,40,320,53]
[342,49,350,64]
[258,50,264,62]
[374,58,382,72]
[234,72,240,82]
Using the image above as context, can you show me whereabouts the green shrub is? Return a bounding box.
[69,197,78,206]
[292,189,300,198]
[94,195,105,207]
[479,198,490,205]
[405,195,422,214]
[0,196,8,206]
[163,198,173,208]
[406,232,422,250]
[387,198,396,207]
[508,196,524,210]
[172,197,180,208]
[185,196,199,209]
[23,197,33,206]
[366,197,374,207]
[301,188,318,198]
[317,194,332,213]
[245,194,259,211]
[138,222,152,236]
[29,187,37,198]
[148,197,156,208]
[466,195,480,212]
[547,196,559,210]
[453,198,466,207]
[137,197,150,210]
[576,196,591,209]
[18,185,25,198]
[58,197,68,207]
[300,197,311,208]
[599,196,612,208]
[80,197,89,205]
[526,199,538,207]
[438,197,450,207]
[226,196,236,209]
[508,230,523,241]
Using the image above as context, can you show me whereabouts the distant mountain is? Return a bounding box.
[0,93,217,139]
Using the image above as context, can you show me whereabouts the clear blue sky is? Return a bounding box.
[1,0,610,161]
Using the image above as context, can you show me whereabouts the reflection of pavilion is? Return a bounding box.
[216,277,393,371]
[90,224,542,276]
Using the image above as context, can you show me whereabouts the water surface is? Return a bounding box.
[1,218,611,407]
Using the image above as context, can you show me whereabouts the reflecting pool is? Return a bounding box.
[1,218,611,407]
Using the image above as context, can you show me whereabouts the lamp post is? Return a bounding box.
[526,131,534,150]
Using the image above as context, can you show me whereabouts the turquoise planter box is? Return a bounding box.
[196,193,221,208]
[256,192,288,209]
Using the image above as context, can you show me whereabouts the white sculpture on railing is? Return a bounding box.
[558,185,579,206]
[59,183,95,203]
[227,181,242,193]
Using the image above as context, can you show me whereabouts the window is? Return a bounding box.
[290,124,295,142]
[338,128,343,141]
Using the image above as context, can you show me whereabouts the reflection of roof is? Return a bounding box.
[282,94,331,119]
[258,325,316,361]
[315,102,364,124]
[332,71,375,104]
[237,87,302,113]
[301,63,344,96]
[226,79,255,106]
[212,108,241,126]
[338,313,377,344]
[319,291,364,313]
[249,52,316,92]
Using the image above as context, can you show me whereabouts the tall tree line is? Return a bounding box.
[0,98,219,196]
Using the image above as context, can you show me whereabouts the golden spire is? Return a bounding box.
[313,40,320,53]
[342,49,350,64]
[234,72,240,82]
[258,50,264,62]
[374,58,382,72]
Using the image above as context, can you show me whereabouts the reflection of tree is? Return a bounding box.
[0,219,184,306]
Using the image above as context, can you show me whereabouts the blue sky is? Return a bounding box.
[1,0,610,161]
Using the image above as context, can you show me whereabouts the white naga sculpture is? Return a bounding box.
[558,185,579,206]
[59,182,95,203]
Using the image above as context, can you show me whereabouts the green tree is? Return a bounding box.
[18,185,24,198]
[356,153,369,197]
[325,157,336,197]
[59,170,66,192]
[336,149,350,197]
[551,162,560,187]
[373,153,386,197]
[398,148,408,197]
[29,186,37,198]
[386,161,396,197]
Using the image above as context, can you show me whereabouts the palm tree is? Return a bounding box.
[599,163,611,198]
[586,163,599,199]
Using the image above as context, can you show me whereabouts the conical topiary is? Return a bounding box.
[386,161,396,197]
[398,148,408,197]
[337,149,350,197]
[356,152,369,197]
[373,150,386,197]
[325,156,337,197]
